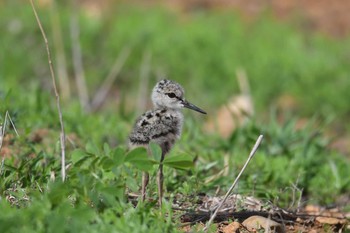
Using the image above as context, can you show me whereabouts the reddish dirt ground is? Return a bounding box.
[71,0,350,37]
[164,0,350,38]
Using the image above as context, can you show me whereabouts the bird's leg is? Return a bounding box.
[157,152,166,207]
[141,172,149,202]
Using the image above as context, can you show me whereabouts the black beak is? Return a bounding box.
[182,100,207,114]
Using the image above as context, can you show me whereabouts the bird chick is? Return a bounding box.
[128,79,206,205]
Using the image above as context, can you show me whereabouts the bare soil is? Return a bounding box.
[164,0,350,38]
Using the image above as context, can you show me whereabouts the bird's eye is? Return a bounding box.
[166,93,177,98]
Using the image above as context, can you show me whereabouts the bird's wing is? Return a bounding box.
[129,109,181,145]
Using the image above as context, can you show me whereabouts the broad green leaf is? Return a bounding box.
[85,141,100,155]
[97,187,121,206]
[47,182,69,206]
[99,156,115,170]
[163,153,193,170]
[102,170,116,180]
[149,142,162,162]
[71,149,89,164]
[125,176,139,192]
[125,147,155,171]
[90,157,100,168]
[103,143,111,155]
[111,147,127,167]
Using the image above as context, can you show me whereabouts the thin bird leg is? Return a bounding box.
[157,152,166,207]
[141,172,149,202]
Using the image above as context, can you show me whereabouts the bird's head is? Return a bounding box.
[151,79,207,114]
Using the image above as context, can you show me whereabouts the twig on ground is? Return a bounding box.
[70,0,90,112]
[91,47,131,111]
[30,0,67,182]
[182,209,297,224]
[203,135,263,232]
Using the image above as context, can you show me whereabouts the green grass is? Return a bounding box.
[0,1,349,232]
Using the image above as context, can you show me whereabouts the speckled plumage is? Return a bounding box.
[128,79,206,205]
[129,108,183,154]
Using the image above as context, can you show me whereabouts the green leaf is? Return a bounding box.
[149,142,162,162]
[85,141,100,155]
[103,143,111,155]
[47,182,69,206]
[111,147,127,167]
[100,185,124,204]
[125,147,155,171]
[99,156,115,170]
[71,149,89,164]
[163,153,193,170]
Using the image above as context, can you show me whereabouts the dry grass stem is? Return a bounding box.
[70,0,90,112]
[0,111,19,151]
[50,0,70,100]
[204,134,264,232]
[236,68,250,95]
[6,111,19,137]
[30,0,67,182]
[0,158,4,176]
[290,176,303,212]
[223,153,229,176]
[91,47,131,111]
[0,126,3,152]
